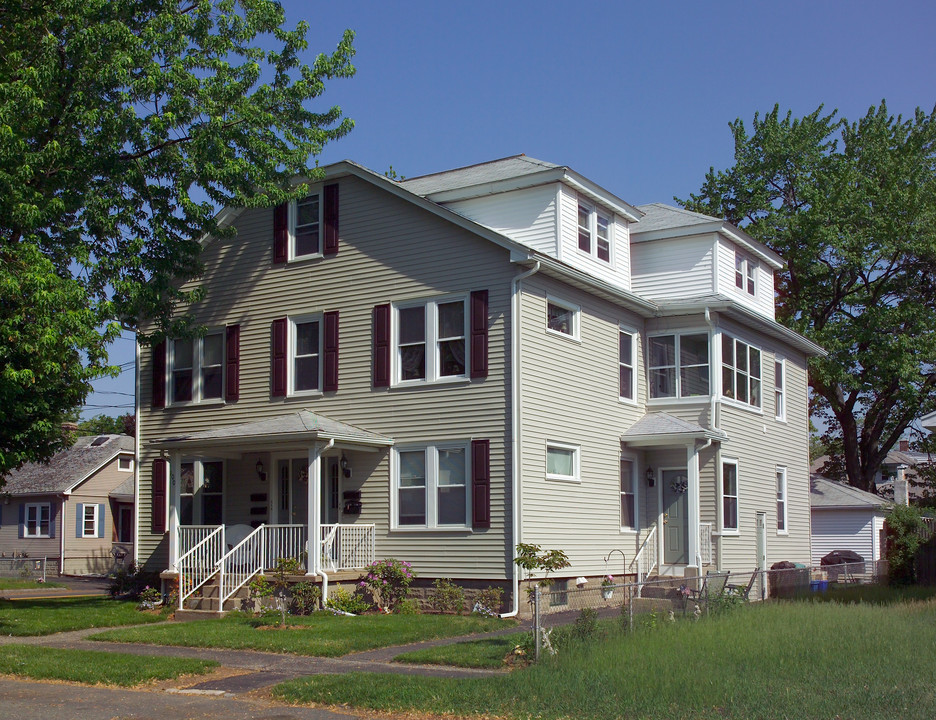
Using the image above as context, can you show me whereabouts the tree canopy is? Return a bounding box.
[682,102,936,491]
[0,0,355,477]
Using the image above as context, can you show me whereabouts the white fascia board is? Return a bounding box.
[411,168,568,203]
[61,451,123,495]
[632,222,784,270]
[561,170,644,222]
[149,430,394,451]
[620,430,728,447]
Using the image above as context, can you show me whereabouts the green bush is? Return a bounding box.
[289,582,321,615]
[429,578,465,614]
[325,586,372,615]
[886,504,925,585]
[572,607,599,640]
[360,558,415,612]
[475,586,504,616]
[394,598,420,615]
[248,575,273,600]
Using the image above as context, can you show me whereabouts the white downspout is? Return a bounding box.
[133,332,141,567]
[308,438,335,603]
[59,495,66,576]
[704,307,720,570]
[502,261,541,618]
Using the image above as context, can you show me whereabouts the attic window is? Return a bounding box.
[90,436,109,447]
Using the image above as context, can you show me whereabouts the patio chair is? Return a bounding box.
[725,568,759,601]
[687,571,729,605]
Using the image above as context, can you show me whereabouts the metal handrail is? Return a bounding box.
[177,525,224,608]
[630,524,658,593]
[217,524,265,611]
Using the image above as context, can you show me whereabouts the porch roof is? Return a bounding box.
[147,410,394,451]
[621,412,728,447]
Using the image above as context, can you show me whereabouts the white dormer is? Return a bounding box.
[630,203,784,320]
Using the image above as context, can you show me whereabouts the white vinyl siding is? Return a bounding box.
[811,509,886,565]
[558,185,631,290]
[630,234,714,300]
[715,236,776,320]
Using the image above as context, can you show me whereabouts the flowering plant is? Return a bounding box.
[359,558,416,612]
[600,575,614,588]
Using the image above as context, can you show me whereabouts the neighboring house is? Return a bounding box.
[810,474,890,564]
[134,155,823,613]
[1,435,135,575]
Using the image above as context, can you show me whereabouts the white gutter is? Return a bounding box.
[502,261,541,618]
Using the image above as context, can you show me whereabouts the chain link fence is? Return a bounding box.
[529,560,889,661]
[0,556,50,581]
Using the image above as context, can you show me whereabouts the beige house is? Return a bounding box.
[135,156,822,614]
[2,435,135,575]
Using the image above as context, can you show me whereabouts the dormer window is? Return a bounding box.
[735,252,756,296]
[577,200,612,263]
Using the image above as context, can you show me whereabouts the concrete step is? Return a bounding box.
[174,608,226,621]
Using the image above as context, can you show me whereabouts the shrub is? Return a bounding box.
[360,558,415,612]
[572,607,599,640]
[474,586,505,616]
[885,504,925,585]
[248,575,273,600]
[137,586,161,610]
[429,578,465,614]
[394,598,420,615]
[289,582,321,615]
[109,563,159,600]
[325,586,372,615]
[514,544,570,600]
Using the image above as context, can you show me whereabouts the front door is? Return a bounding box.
[661,468,689,565]
[323,459,340,525]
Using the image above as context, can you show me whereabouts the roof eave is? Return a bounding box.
[620,430,728,447]
[149,429,394,451]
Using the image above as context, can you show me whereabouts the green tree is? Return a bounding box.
[682,103,936,492]
[76,414,132,437]
[0,0,355,478]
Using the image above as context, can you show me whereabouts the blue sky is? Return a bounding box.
[82,0,936,418]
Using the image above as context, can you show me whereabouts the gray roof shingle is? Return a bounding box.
[632,203,719,235]
[810,474,890,510]
[621,412,727,442]
[4,435,134,496]
[401,155,560,196]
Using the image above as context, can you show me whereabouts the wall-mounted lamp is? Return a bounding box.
[255,459,266,483]
[646,466,655,487]
[340,453,352,479]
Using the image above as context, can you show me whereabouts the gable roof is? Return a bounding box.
[4,435,134,496]
[401,155,561,195]
[632,203,784,269]
[810,474,891,510]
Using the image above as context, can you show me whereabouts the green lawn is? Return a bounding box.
[273,595,936,719]
[394,631,527,669]
[0,597,169,636]
[0,579,64,590]
[90,612,513,657]
[0,646,217,686]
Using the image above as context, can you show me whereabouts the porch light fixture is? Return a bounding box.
[340,453,352,479]
[255,459,266,483]
[646,466,655,487]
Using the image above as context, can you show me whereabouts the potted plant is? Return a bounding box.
[601,575,614,600]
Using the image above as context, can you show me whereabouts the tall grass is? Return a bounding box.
[274,597,936,719]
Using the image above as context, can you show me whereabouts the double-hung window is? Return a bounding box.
[776,467,788,533]
[546,442,580,482]
[722,460,739,532]
[620,458,637,530]
[577,200,613,263]
[292,193,322,259]
[82,504,98,538]
[619,329,636,401]
[25,503,51,538]
[178,460,224,526]
[648,333,710,399]
[735,251,756,295]
[546,297,580,340]
[774,359,786,420]
[291,316,322,393]
[394,445,468,528]
[396,298,467,383]
[721,335,762,408]
[169,332,224,404]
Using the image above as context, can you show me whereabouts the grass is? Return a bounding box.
[90,611,513,657]
[0,579,64,590]
[0,597,169,636]
[394,631,527,669]
[0,646,217,686]
[273,592,936,719]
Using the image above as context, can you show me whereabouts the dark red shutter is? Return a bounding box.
[273,202,288,264]
[225,324,240,402]
[271,317,288,397]
[324,311,339,391]
[151,340,166,408]
[323,183,339,256]
[373,303,391,388]
[471,439,491,529]
[470,290,489,379]
[152,459,167,534]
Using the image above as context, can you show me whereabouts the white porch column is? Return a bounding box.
[306,443,326,577]
[168,453,181,572]
[686,443,701,571]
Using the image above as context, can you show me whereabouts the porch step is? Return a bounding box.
[174,608,226,621]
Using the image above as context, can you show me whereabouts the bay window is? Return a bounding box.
[722,335,762,408]
[648,333,710,399]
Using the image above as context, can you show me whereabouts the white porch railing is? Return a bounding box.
[218,525,265,610]
[321,523,375,572]
[179,525,217,557]
[178,525,224,608]
[263,524,308,571]
[631,524,658,593]
[699,522,713,566]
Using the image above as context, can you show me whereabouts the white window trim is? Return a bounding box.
[117,455,134,472]
[734,250,756,297]
[390,443,471,531]
[178,459,225,526]
[167,330,225,406]
[288,191,323,262]
[393,295,469,386]
[720,458,740,534]
[24,502,51,538]
[720,333,763,413]
[546,441,581,484]
[774,358,787,422]
[646,331,711,401]
[81,503,99,538]
[545,296,581,342]
[619,326,637,405]
[620,453,639,533]
[776,466,788,535]
[289,313,324,397]
[576,198,614,264]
